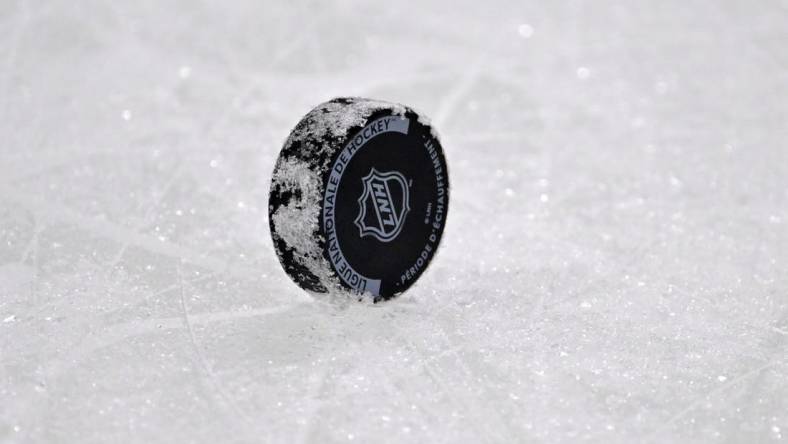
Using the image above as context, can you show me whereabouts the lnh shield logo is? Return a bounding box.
[355,168,410,242]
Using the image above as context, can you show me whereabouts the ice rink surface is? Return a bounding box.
[1,0,787,442]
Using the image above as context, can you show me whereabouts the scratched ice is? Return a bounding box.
[1,1,787,443]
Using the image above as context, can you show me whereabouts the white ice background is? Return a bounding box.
[1,1,787,443]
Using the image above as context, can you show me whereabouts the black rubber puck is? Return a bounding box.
[268,97,449,301]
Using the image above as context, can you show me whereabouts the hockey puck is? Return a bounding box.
[268,97,449,301]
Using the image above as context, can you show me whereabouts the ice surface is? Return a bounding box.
[1,1,787,443]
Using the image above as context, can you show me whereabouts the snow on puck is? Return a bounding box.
[268,97,449,301]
